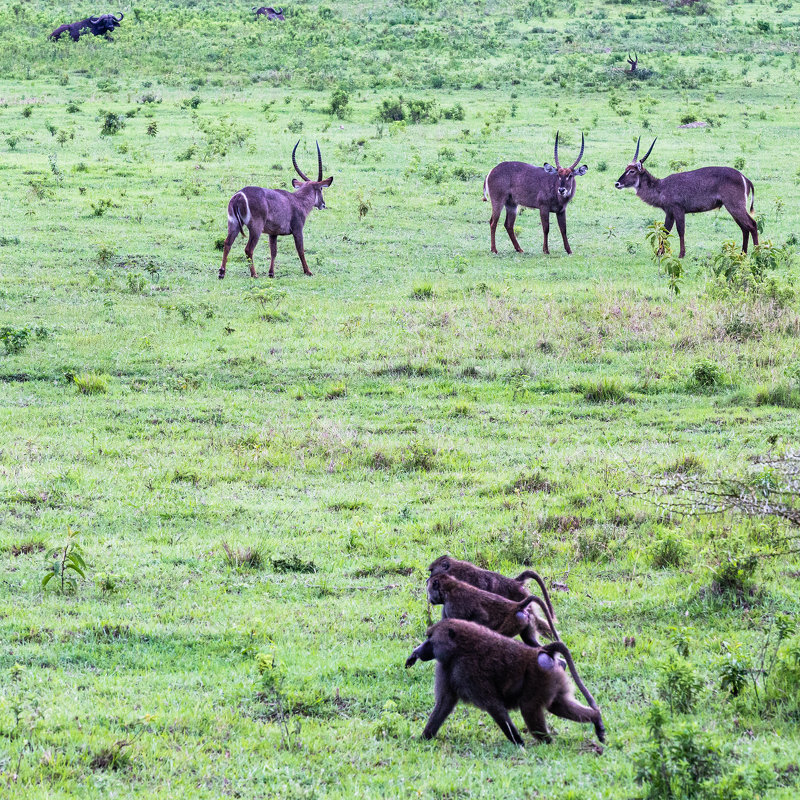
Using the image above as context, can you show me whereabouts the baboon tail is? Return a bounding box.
[525,595,560,641]
[514,570,557,621]
[544,641,599,712]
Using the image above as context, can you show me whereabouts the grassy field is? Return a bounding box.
[1,1,800,797]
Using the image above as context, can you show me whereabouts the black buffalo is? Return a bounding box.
[253,6,285,20]
[50,13,124,41]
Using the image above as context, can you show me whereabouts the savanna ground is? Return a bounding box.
[1,0,800,797]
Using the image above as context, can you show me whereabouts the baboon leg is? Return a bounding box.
[244,229,261,278]
[520,702,551,743]
[556,210,571,255]
[673,209,686,258]
[504,206,523,253]
[422,682,458,740]
[218,225,239,280]
[268,234,278,278]
[292,230,313,276]
[485,704,524,746]
[657,211,675,256]
[548,695,605,742]
[539,208,550,255]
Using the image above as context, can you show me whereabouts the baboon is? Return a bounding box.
[427,555,557,619]
[406,619,605,745]
[426,573,559,646]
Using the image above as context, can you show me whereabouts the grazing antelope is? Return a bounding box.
[483,132,588,255]
[253,6,284,20]
[218,141,333,279]
[614,137,758,257]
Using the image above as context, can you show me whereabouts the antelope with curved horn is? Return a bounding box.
[253,6,285,20]
[483,132,588,255]
[627,53,638,72]
[615,136,758,257]
[218,141,333,279]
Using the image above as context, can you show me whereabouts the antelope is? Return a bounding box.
[253,6,284,20]
[483,132,588,255]
[614,137,758,257]
[218,141,333,279]
[627,53,638,72]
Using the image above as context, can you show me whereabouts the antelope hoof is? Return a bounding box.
[218,271,225,280]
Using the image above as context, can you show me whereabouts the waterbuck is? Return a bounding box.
[218,141,333,280]
[614,137,758,257]
[483,132,588,255]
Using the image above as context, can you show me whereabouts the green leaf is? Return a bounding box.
[42,572,54,588]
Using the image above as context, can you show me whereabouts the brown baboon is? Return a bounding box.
[426,574,559,646]
[405,619,604,745]
[427,555,557,622]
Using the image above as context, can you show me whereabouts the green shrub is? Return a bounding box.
[658,654,702,713]
[0,326,30,355]
[690,359,724,390]
[411,283,433,299]
[100,112,126,136]
[581,377,632,404]
[73,372,110,395]
[328,87,349,118]
[651,534,688,569]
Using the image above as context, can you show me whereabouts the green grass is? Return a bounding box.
[1,1,800,798]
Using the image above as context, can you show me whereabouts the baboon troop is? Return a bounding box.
[406,619,605,745]
[426,573,558,646]
[409,555,605,746]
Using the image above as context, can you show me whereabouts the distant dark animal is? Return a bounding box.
[218,141,333,279]
[426,573,559,646]
[483,132,588,255]
[405,620,605,745]
[50,13,124,41]
[428,556,557,619]
[253,6,285,19]
[614,136,758,257]
[627,53,638,72]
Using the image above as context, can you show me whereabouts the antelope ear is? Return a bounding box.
[321,176,333,187]
[575,165,588,176]
[292,178,302,188]
[636,162,644,173]
[543,163,557,174]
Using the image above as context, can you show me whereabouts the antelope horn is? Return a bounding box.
[632,135,641,163]
[640,137,657,164]
[292,140,309,181]
[114,12,124,21]
[554,130,561,169]
[277,7,283,13]
[316,140,323,181]
[569,132,585,170]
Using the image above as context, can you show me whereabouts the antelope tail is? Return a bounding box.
[232,196,246,236]
[483,173,490,202]
[746,178,755,214]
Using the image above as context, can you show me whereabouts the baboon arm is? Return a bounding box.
[547,695,605,743]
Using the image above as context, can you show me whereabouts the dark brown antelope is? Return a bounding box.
[627,53,638,72]
[253,6,284,20]
[218,141,332,279]
[483,132,588,255]
[614,137,758,257]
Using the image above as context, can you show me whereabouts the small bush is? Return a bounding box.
[328,87,349,118]
[650,534,688,569]
[100,112,126,136]
[754,384,800,409]
[325,381,347,399]
[271,554,317,574]
[689,359,724,390]
[73,372,110,395]
[221,541,264,570]
[411,283,433,299]
[658,654,702,713]
[0,326,30,355]
[401,441,436,472]
[581,377,632,404]
[711,555,757,596]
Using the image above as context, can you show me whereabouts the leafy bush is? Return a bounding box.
[689,359,725,390]
[42,529,87,594]
[651,534,688,569]
[328,87,349,118]
[0,326,30,355]
[100,112,126,136]
[73,372,111,395]
[710,555,757,596]
[657,656,702,716]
